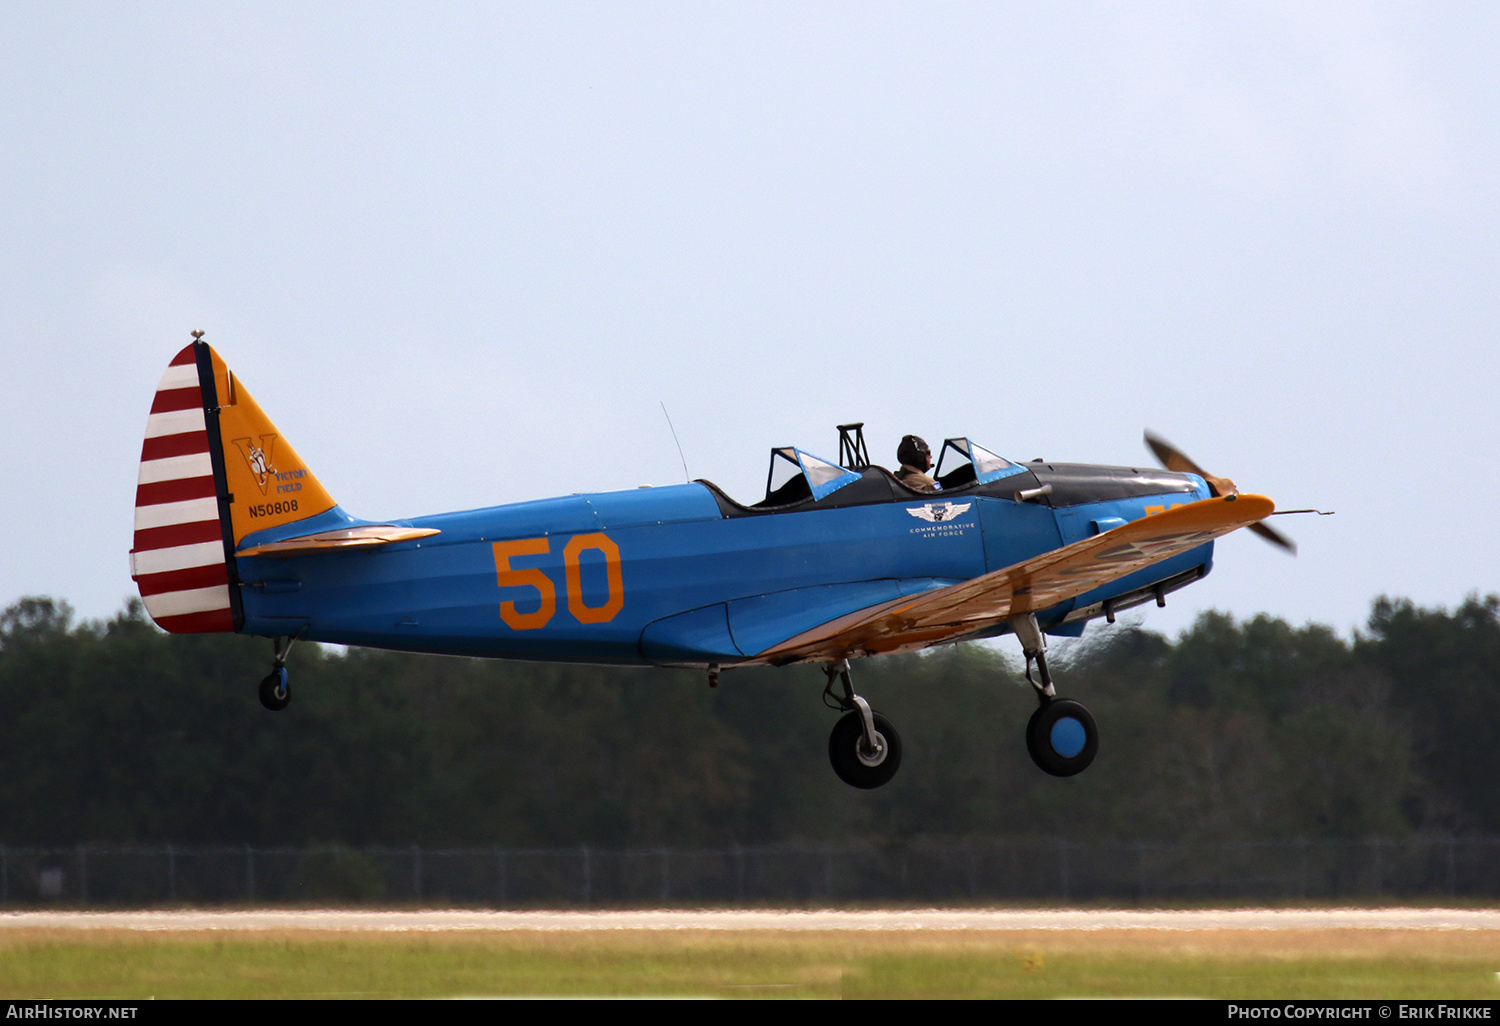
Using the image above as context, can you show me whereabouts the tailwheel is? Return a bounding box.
[259,635,300,712]
[258,666,290,711]
[1026,698,1097,777]
[828,709,902,789]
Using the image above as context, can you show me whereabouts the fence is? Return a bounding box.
[2,837,1498,908]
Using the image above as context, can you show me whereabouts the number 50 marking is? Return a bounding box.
[492,533,624,630]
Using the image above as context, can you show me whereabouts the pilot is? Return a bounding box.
[895,435,940,492]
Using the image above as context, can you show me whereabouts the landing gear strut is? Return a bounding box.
[823,659,902,789]
[1012,614,1098,777]
[258,635,297,712]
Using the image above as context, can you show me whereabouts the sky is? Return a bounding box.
[2,2,1497,644]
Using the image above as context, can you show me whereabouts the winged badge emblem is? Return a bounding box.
[906,501,972,523]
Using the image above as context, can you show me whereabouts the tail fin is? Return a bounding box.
[130,338,337,633]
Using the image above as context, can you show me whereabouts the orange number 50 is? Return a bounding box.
[492,534,624,630]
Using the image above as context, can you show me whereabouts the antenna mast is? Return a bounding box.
[661,402,690,482]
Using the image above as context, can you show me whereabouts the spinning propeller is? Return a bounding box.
[1144,431,1296,555]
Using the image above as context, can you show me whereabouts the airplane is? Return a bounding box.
[130,335,1294,789]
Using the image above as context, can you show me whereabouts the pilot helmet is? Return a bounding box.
[898,435,932,471]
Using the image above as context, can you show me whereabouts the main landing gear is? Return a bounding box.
[817,615,1099,788]
[258,635,297,712]
[823,660,902,789]
[1012,614,1098,777]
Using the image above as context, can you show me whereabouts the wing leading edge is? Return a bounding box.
[757,493,1275,665]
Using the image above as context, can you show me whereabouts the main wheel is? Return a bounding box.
[828,710,902,789]
[1026,698,1097,777]
[258,667,290,711]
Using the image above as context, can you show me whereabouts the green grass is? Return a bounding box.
[2,930,1498,999]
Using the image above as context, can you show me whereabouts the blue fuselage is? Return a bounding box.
[234,465,1213,667]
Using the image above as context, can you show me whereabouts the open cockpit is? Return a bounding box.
[693,423,1039,518]
[758,447,862,507]
[933,437,1029,490]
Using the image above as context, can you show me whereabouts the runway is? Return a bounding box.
[4,908,1499,932]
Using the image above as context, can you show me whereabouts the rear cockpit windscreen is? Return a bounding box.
[757,447,862,507]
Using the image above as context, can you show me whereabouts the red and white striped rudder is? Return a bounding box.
[130,342,236,632]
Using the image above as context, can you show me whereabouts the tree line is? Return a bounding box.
[0,593,1495,847]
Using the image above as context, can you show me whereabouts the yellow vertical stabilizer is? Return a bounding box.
[133,339,339,633]
[205,347,338,545]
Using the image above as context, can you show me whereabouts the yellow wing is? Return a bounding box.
[758,494,1275,664]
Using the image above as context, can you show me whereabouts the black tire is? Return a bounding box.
[258,669,290,712]
[828,710,902,789]
[1026,698,1097,777]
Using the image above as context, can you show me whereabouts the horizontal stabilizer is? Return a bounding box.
[237,525,440,557]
